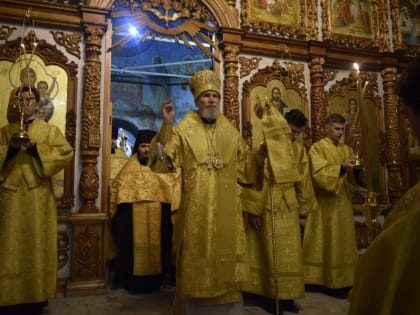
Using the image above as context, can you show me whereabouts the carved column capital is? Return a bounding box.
[222,44,240,130]
[84,25,103,58]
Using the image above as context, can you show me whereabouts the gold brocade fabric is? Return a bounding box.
[107,149,129,260]
[294,142,318,216]
[110,156,181,275]
[348,182,420,315]
[0,118,73,306]
[160,110,259,302]
[304,137,358,288]
[110,148,129,180]
[262,104,300,184]
[241,142,317,299]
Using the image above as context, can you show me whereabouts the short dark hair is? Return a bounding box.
[397,57,420,113]
[326,113,345,125]
[285,109,307,128]
[15,86,40,102]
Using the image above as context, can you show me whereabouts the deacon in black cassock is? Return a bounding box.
[110,129,180,293]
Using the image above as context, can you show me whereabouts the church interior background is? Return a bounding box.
[0,0,419,303]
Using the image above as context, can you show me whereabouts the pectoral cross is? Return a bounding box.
[206,152,224,170]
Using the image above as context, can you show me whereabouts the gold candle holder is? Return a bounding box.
[9,8,38,141]
[352,62,363,167]
[11,92,33,140]
[363,192,388,244]
[351,127,362,167]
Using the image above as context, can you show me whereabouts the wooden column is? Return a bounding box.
[222,44,241,130]
[66,5,109,296]
[309,57,327,143]
[382,67,405,203]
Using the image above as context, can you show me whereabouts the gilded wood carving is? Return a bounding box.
[0,25,16,40]
[79,25,103,214]
[66,6,109,294]
[51,31,82,59]
[239,56,262,78]
[223,44,241,130]
[381,67,405,203]
[309,57,329,143]
[73,224,103,279]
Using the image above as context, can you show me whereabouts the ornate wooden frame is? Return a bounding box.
[390,0,420,55]
[325,70,387,201]
[240,0,318,40]
[241,59,310,148]
[321,0,389,51]
[0,29,78,209]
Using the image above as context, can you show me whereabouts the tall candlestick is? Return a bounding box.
[11,7,36,141]
[352,62,373,193]
[351,63,362,167]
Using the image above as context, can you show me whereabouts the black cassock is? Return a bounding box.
[112,202,174,293]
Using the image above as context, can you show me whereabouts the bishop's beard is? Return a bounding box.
[200,107,219,120]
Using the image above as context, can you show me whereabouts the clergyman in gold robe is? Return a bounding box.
[241,108,318,314]
[0,87,74,314]
[348,57,420,315]
[149,69,265,315]
[110,129,181,293]
[304,113,363,299]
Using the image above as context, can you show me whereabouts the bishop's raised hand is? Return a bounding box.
[162,98,175,123]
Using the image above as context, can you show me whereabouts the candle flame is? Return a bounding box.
[353,62,359,71]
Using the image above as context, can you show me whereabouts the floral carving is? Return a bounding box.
[51,31,82,59]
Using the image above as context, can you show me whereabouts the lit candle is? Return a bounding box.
[353,62,359,73]
[352,62,373,192]
[353,63,361,125]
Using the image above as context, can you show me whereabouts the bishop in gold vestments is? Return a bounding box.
[0,87,73,310]
[152,70,264,314]
[163,110,258,301]
[304,114,360,290]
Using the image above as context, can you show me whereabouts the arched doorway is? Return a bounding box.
[100,0,240,294]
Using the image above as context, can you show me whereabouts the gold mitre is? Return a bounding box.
[189,69,221,100]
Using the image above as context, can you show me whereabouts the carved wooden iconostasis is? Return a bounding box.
[241,59,310,149]
[0,0,418,297]
[239,57,401,250]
